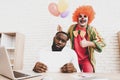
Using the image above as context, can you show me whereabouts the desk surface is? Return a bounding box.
[0,72,120,80]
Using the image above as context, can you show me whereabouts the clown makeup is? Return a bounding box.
[78,14,88,27]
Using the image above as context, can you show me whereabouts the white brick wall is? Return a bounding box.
[0,0,120,73]
[95,30,120,73]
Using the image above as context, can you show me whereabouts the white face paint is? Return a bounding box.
[78,14,88,27]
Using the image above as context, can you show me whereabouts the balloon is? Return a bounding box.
[48,3,60,17]
[58,0,68,13]
[60,10,69,18]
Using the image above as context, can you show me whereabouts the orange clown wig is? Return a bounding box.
[72,5,95,24]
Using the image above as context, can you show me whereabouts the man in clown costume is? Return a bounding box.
[58,5,106,72]
[67,5,106,73]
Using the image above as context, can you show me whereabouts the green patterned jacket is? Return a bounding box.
[67,24,106,72]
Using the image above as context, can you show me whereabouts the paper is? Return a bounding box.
[92,79,109,80]
[72,74,109,80]
[72,73,94,79]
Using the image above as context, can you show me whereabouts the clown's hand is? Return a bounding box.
[80,38,89,48]
[57,25,62,32]
[80,38,96,48]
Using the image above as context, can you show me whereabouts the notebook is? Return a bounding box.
[0,46,42,80]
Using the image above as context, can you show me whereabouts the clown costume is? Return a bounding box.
[67,5,106,73]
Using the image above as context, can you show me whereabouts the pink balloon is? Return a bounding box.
[48,3,60,17]
[60,10,69,18]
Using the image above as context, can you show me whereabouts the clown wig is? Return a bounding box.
[72,5,95,24]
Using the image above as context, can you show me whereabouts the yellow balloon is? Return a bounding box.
[58,0,68,13]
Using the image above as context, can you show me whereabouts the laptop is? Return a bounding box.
[0,46,42,80]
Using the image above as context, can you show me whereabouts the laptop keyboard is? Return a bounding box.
[13,71,30,78]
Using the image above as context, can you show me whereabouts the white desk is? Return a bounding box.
[0,72,120,80]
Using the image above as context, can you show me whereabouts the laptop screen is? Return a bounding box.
[0,46,42,80]
[0,46,15,79]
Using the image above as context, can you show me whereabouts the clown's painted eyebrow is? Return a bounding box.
[79,14,87,18]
